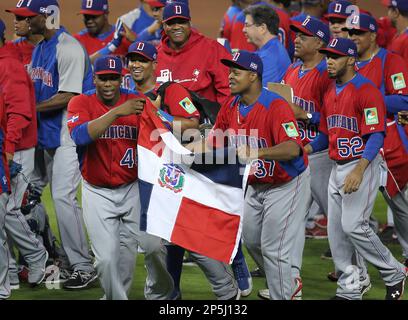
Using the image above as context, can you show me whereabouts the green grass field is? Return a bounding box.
[8,187,406,300]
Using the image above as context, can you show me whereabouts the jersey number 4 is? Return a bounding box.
[337,137,364,158]
[120,148,137,168]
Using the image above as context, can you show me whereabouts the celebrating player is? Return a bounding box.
[345,13,408,267]
[306,38,407,300]
[18,0,97,289]
[67,55,171,300]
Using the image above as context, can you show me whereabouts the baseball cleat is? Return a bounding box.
[360,275,371,296]
[291,277,303,300]
[63,270,98,290]
[250,267,265,278]
[385,277,406,300]
[321,248,333,260]
[257,288,270,300]
[327,271,339,282]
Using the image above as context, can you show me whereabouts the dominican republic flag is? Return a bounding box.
[137,106,247,264]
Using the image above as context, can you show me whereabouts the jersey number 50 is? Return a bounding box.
[337,137,364,158]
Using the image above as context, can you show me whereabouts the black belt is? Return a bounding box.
[335,158,358,166]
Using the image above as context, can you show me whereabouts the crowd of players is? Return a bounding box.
[0,0,407,300]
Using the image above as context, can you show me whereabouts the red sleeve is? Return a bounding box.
[164,83,200,118]
[270,100,303,146]
[1,62,34,154]
[358,85,386,137]
[67,95,92,133]
[384,53,408,95]
[209,42,232,106]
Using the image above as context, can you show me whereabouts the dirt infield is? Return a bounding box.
[0,0,386,41]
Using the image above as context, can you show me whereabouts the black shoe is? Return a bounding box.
[330,295,349,300]
[63,270,97,290]
[250,267,265,278]
[404,260,408,268]
[321,248,332,260]
[379,226,399,244]
[385,278,406,300]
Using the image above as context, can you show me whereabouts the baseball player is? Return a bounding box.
[205,50,311,300]
[0,18,49,289]
[325,0,352,38]
[219,1,242,41]
[243,4,291,85]
[67,55,161,300]
[156,2,231,106]
[127,41,241,300]
[74,0,129,63]
[386,0,408,64]
[5,0,43,69]
[16,0,97,289]
[275,16,332,299]
[307,37,407,300]
[344,13,408,267]
[94,0,169,60]
[0,91,11,300]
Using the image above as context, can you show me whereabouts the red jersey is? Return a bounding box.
[211,88,308,186]
[388,29,408,66]
[0,93,11,194]
[282,59,332,146]
[10,38,35,70]
[67,89,144,188]
[158,83,200,119]
[156,30,231,106]
[229,3,292,52]
[320,74,386,162]
[0,44,37,154]
[221,5,242,42]
[377,16,397,49]
[74,27,130,56]
[356,48,408,196]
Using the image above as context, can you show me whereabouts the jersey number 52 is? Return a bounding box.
[337,137,364,158]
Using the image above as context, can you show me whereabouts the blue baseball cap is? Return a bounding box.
[0,19,5,39]
[163,2,191,23]
[290,16,330,44]
[126,41,158,61]
[79,0,109,15]
[342,13,378,33]
[220,50,263,77]
[382,0,408,11]
[94,56,122,75]
[325,0,353,20]
[319,37,358,57]
[6,0,59,17]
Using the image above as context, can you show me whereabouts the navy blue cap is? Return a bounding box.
[163,2,190,23]
[319,37,358,57]
[0,19,5,38]
[290,16,330,44]
[94,56,122,75]
[342,13,378,32]
[325,0,353,20]
[126,41,158,61]
[80,0,109,15]
[382,0,408,11]
[6,0,59,17]
[221,50,263,76]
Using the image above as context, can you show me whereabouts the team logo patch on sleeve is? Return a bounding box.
[282,122,299,138]
[67,114,79,124]
[364,108,379,125]
[391,73,406,90]
[179,97,197,114]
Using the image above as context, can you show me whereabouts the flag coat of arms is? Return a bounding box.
[137,106,247,264]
